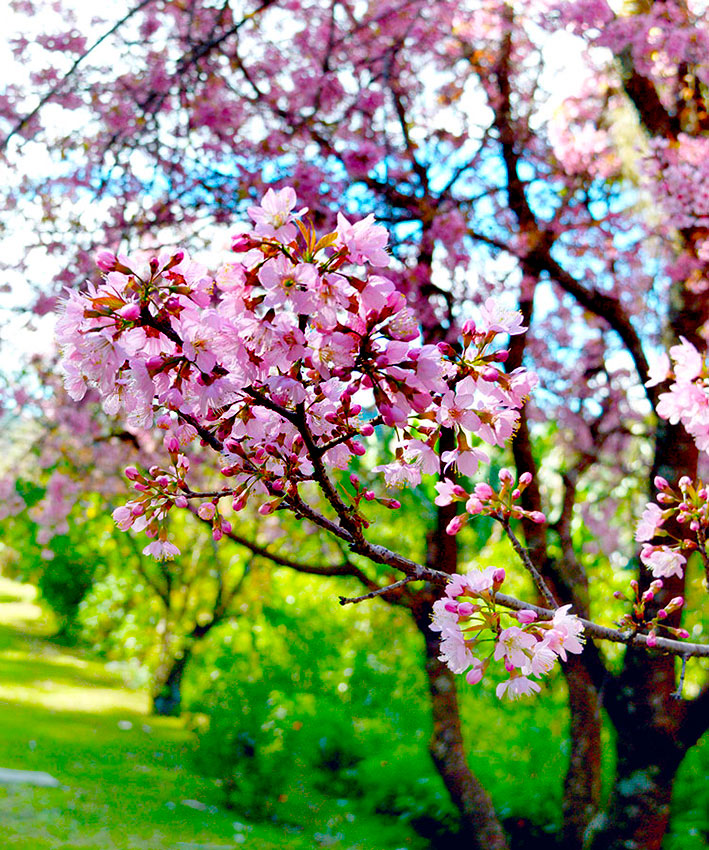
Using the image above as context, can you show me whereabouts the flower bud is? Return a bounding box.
[654,476,670,491]
[492,567,506,587]
[95,250,118,272]
[197,503,216,521]
[519,472,533,486]
[466,496,483,515]
[457,602,475,617]
[529,511,546,524]
[466,666,484,685]
[350,442,366,456]
[360,423,374,436]
[498,468,514,485]
[446,514,466,535]
[175,495,188,509]
[164,435,180,453]
[646,630,657,648]
[230,233,251,252]
[516,609,537,624]
[124,466,141,481]
[117,302,141,321]
[474,483,494,500]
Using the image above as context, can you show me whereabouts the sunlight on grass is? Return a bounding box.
[0,576,54,635]
[0,575,424,849]
[0,578,146,714]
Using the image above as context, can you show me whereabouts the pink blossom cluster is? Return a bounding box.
[433,467,546,536]
[56,189,537,557]
[431,569,584,700]
[636,474,709,580]
[562,1,709,88]
[648,336,709,453]
[642,136,709,230]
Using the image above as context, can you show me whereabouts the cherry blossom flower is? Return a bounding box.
[247,187,306,241]
[496,676,541,700]
[635,502,666,542]
[335,213,390,266]
[639,545,686,579]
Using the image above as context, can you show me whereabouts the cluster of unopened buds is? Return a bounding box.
[112,458,233,557]
[434,468,546,536]
[614,579,688,646]
[431,568,584,699]
[635,474,709,579]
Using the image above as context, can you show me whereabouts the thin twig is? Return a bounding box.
[673,655,689,699]
[494,592,709,659]
[500,518,557,608]
[339,575,418,605]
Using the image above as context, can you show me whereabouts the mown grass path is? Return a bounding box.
[0,578,422,850]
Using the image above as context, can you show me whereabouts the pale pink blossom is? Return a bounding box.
[635,502,666,542]
[545,605,585,661]
[645,352,671,388]
[496,676,541,700]
[248,187,306,241]
[639,544,686,579]
[335,213,389,266]
[143,539,181,561]
[494,626,537,669]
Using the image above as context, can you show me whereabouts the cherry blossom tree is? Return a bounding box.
[3,2,709,848]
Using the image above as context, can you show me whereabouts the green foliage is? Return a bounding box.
[191,676,295,816]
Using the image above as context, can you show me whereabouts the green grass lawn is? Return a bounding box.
[0,578,424,850]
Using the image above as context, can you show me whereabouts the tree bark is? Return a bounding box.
[151,620,217,716]
[412,599,510,850]
[590,278,708,849]
[405,429,510,850]
[588,714,684,849]
[511,406,603,848]
[151,645,192,716]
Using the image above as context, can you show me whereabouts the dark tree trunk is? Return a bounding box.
[590,280,708,849]
[588,725,683,850]
[406,429,509,849]
[412,599,509,850]
[152,646,192,716]
[151,619,216,716]
[561,657,602,849]
[588,645,688,850]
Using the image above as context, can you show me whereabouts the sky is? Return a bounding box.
[0,0,597,375]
